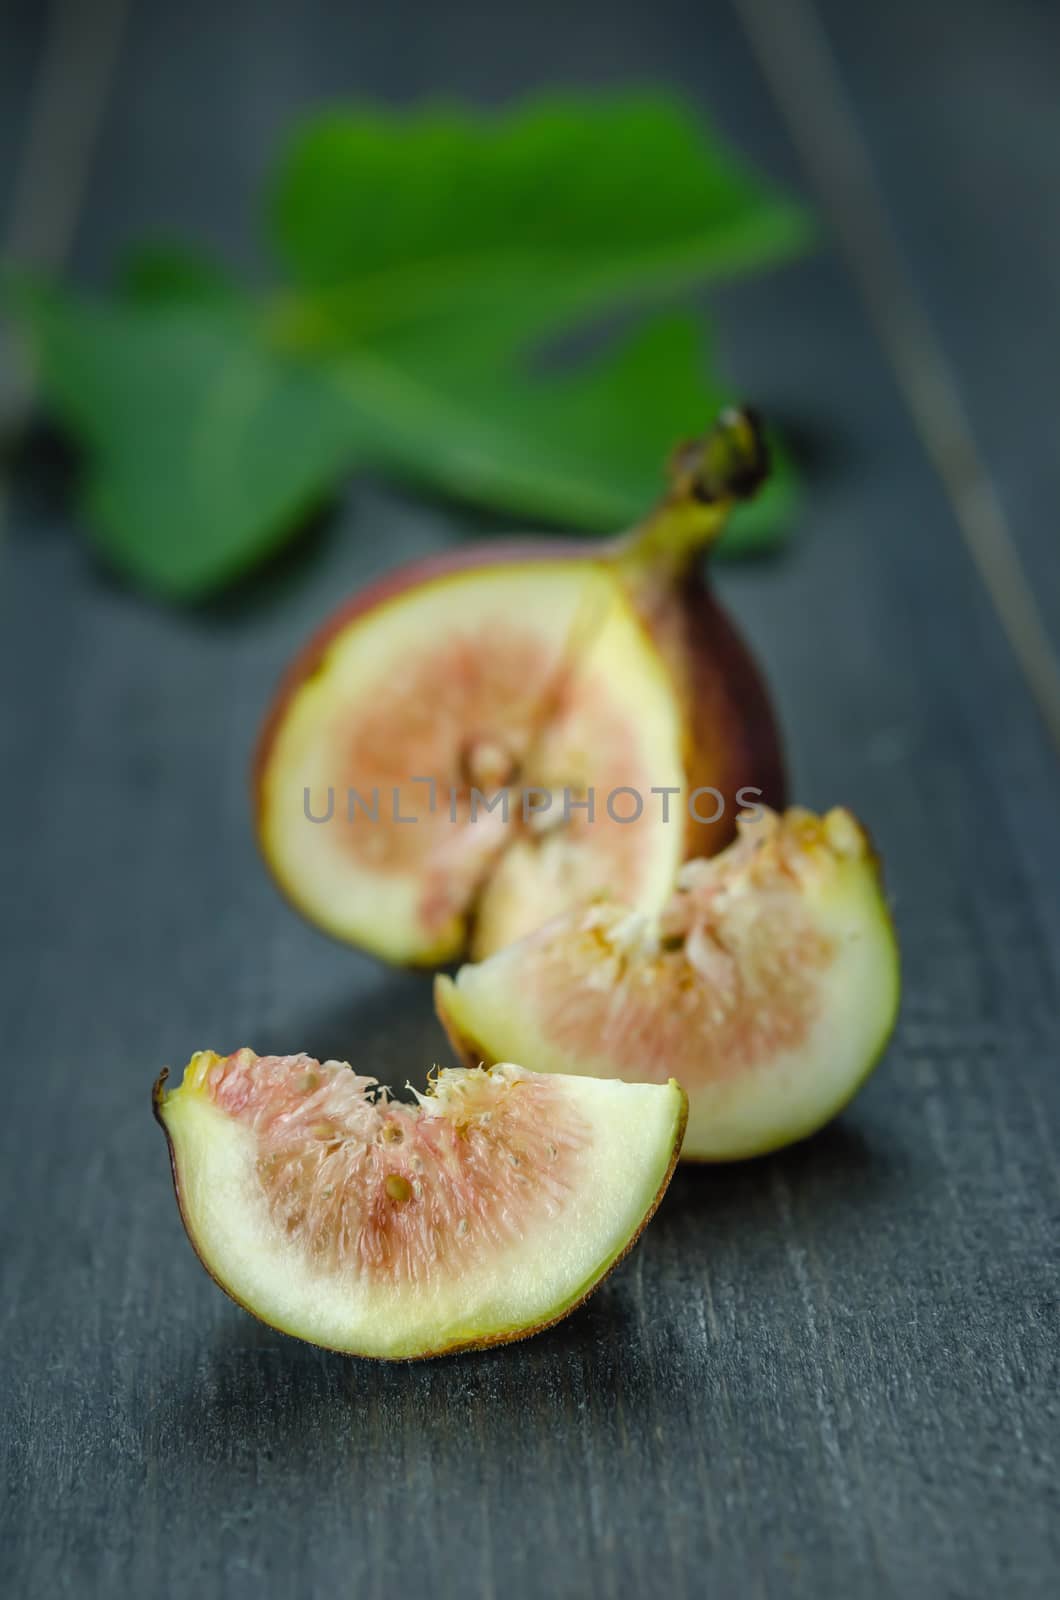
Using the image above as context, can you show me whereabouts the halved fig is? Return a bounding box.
[254,409,784,964]
[436,807,900,1161]
[154,1050,686,1359]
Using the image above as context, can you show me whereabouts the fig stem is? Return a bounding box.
[623,407,770,569]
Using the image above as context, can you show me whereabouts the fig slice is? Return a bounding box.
[154,1051,686,1359]
[254,408,784,965]
[436,807,900,1161]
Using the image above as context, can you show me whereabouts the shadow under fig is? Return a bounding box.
[142,1118,896,1488]
[652,1115,897,1257]
[145,1266,642,1474]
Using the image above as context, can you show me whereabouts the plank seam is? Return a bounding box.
[1,0,130,444]
[734,0,1060,758]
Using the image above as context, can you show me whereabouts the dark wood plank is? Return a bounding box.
[0,1,47,227]
[735,0,1060,750]
[1,2,1057,1597]
[815,0,1060,650]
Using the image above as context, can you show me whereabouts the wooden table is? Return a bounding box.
[2,1,1057,1595]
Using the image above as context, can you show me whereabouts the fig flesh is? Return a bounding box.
[155,1051,687,1358]
[255,409,784,964]
[436,807,900,1161]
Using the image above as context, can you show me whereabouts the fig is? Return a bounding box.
[154,1049,686,1359]
[255,408,784,964]
[436,807,900,1161]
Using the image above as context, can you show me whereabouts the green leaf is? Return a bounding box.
[117,241,241,307]
[9,92,811,597]
[269,94,812,354]
[20,287,358,598]
[327,314,796,551]
[265,94,807,560]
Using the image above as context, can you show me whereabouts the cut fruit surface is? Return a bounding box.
[155,1051,686,1358]
[257,563,688,962]
[254,409,785,965]
[436,806,900,1161]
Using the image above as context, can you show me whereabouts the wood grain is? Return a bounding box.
[738,0,1060,754]
[1,1,1057,1596]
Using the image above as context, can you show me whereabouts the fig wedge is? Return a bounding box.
[436,807,900,1160]
[155,1051,686,1359]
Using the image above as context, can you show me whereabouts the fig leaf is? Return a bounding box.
[18,286,360,598]
[269,95,811,354]
[8,93,810,599]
